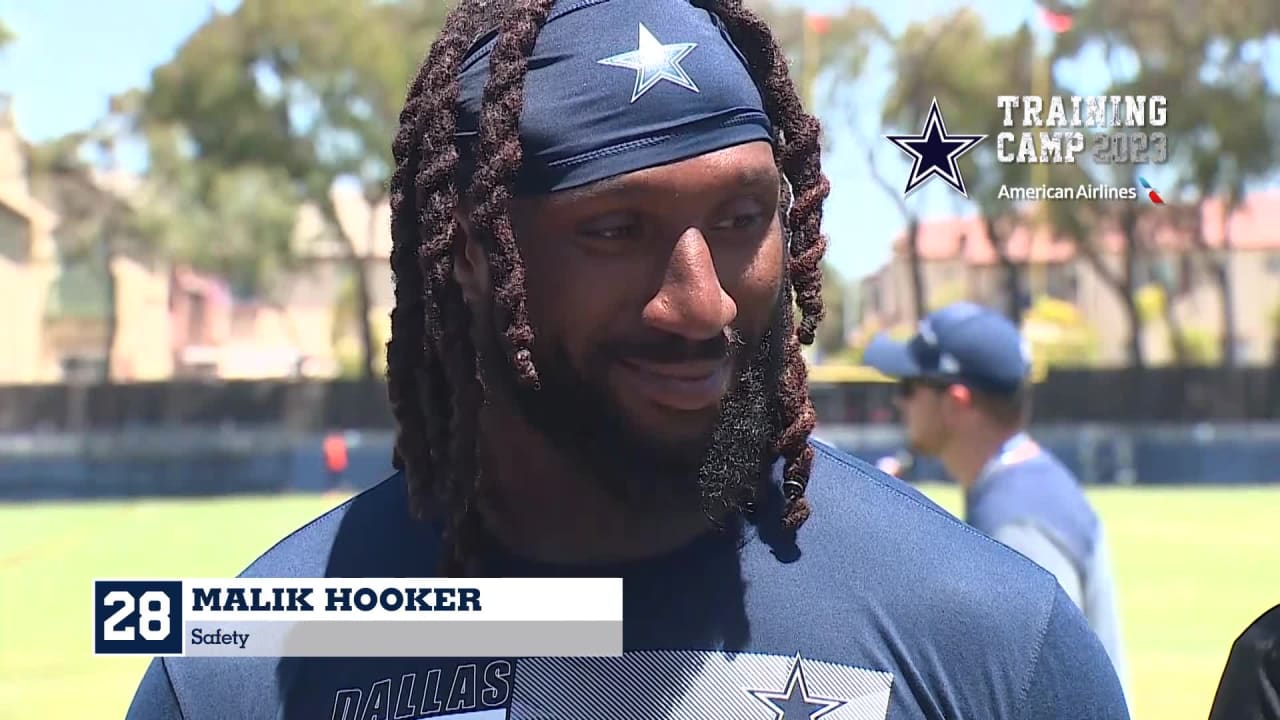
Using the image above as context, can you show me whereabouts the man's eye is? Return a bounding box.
[578,207,646,242]
[583,223,639,241]
[711,211,766,232]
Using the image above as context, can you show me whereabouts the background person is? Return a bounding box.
[322,431,349,494]
[864,301,1128,690]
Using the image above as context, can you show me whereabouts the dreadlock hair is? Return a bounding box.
[387,0,831,578]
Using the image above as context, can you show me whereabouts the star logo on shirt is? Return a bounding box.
[746,655,845,719]
[885,97,986,198]
[598,23,699,103]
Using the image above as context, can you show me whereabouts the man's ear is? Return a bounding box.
[453,210,490,307]
[945,383,973,410]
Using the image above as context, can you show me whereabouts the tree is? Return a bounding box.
[129,120,302,358]
[880,10,1038,323]
[1024,33,1151,368]
[27,96,141,382]
[814,261,847,358]
[849,119,927,323]
[870,14,972,324]
[748,0,884,347]
[141,0,448,381]
[746,1,882,95]
[1052,0,1280,367]
[750,2,935,326]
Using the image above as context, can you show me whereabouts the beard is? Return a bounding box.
[476,294,789,521]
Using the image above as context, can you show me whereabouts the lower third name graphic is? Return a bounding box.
[195,585,483,613]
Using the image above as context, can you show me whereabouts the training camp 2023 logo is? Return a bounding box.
[886,94,1169,204]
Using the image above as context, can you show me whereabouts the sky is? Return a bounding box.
[0,0,1076,281]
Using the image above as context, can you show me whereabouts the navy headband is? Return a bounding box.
[455,0,775,195]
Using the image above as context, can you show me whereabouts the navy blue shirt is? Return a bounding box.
[126,441,1129,719]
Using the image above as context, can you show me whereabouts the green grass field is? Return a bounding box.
[2,485,1277,720]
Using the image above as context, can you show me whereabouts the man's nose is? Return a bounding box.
[641,228,737,341]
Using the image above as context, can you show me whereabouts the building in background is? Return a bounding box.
[276,184,395,380]
[0,96,61,384]
[859,193,1280,367]
[0,92,399,385]
[38,165,182,383]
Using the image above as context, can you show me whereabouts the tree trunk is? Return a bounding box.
[1216,209,1238,367]
[905,217,926,323]
[983,214,1023,323]
[1188,198,1238,367]
[1003,258,1023,324]
[350,250,377,384]
[906,215,926,322]
[1123,299,1144,369]
[101,233,118,383]
[860,136,926,324]
[1161,203,1189,365]
[363,194,385,377]
[1120,204,1145,369]
[99,137,120,384]
[320,196,377,383]
[1075,206,1145,370]
[1161,284,1189,367]
[1215,260,1236,366]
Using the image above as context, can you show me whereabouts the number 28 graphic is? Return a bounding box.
[94,581,184,655]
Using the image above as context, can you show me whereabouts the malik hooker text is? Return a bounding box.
[998,184,1138,201]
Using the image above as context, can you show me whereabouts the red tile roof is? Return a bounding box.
[891,190,1280,265]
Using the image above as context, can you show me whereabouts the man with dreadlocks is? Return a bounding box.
[127,0,1129,718]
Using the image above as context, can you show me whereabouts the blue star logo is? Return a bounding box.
[885,97,986,198]
[746,655,845,719]
[598,23,699,103]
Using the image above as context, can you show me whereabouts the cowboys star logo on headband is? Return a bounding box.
[598,23,700,103]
